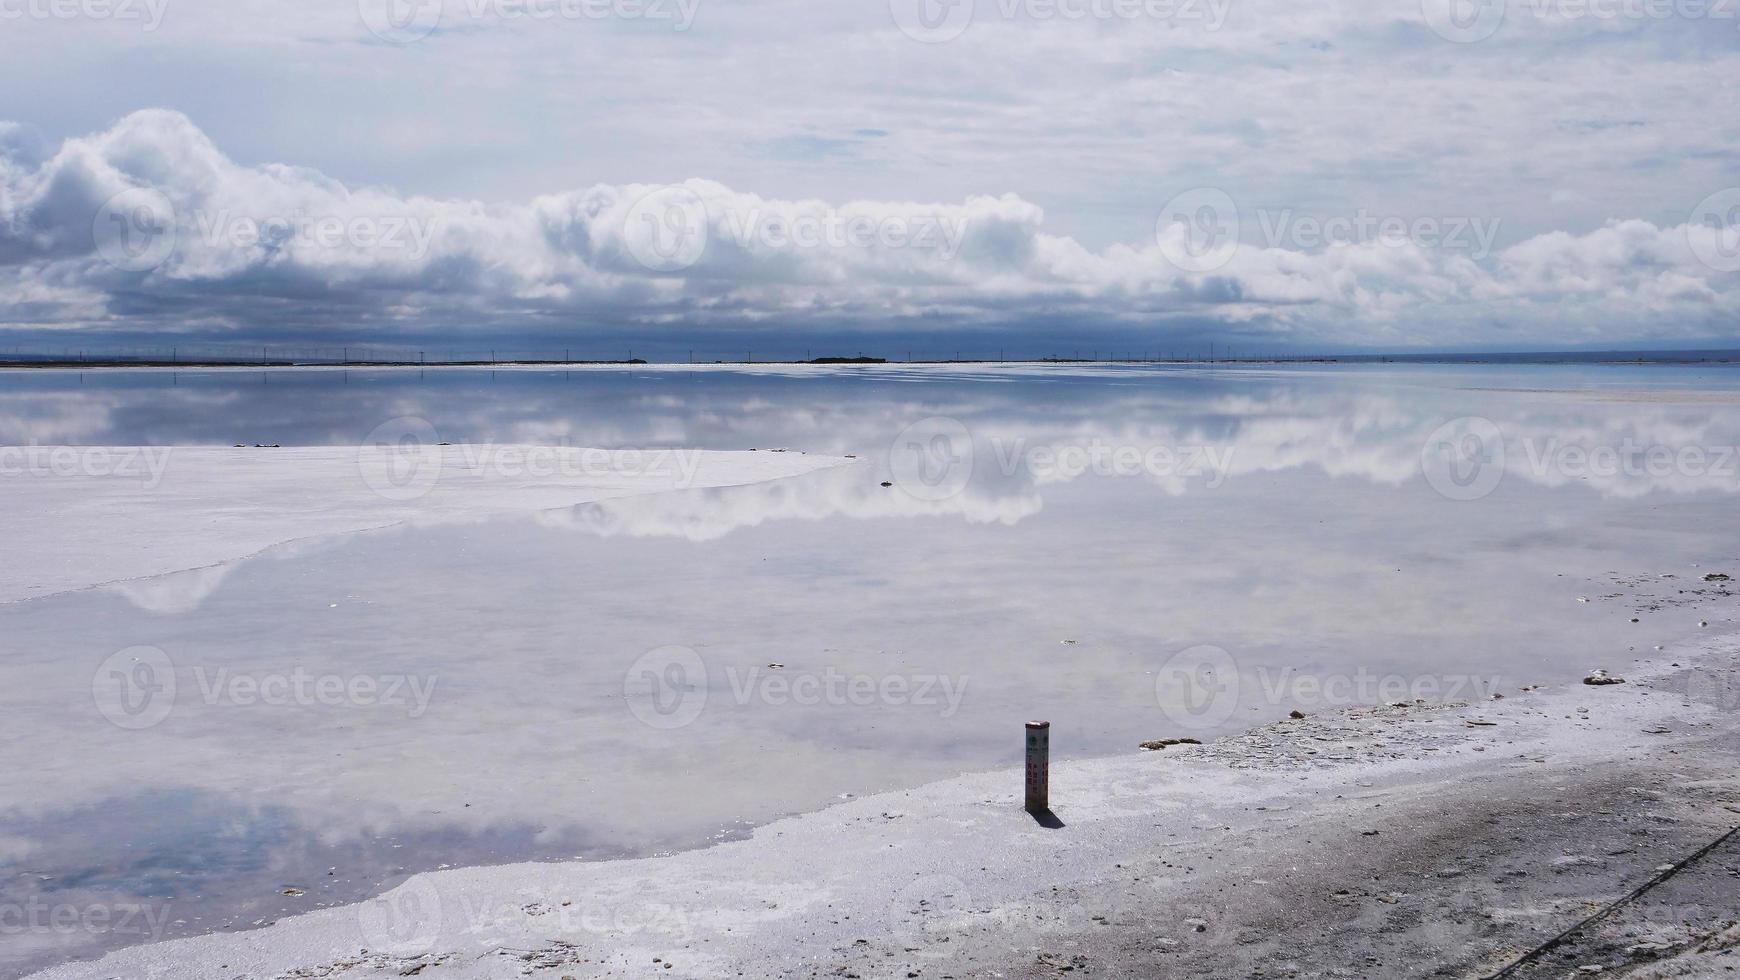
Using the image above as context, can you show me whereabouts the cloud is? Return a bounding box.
[0,110,1736,347]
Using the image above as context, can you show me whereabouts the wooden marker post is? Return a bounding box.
[1025,721,1050,813]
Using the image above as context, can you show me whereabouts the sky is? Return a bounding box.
[0,0,1737,358]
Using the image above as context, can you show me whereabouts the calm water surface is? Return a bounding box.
[3,363,1739,976]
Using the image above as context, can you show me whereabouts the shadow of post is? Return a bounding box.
[1027,807,1065,829]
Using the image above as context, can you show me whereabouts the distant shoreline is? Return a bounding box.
[2,353,1737,371]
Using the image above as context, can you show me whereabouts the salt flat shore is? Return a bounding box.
[27,629,1740,980]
